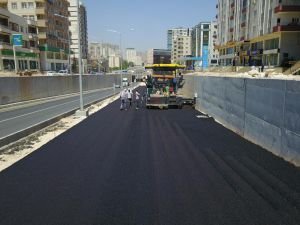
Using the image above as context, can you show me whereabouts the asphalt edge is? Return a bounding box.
[0,83,141,150]
[0,91,117,150]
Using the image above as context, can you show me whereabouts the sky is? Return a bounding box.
[85,0,217,52]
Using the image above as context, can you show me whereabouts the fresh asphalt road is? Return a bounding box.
[0,87,299,225]
[0,87,118,142]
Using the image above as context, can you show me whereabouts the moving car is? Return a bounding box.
[57,70,68,75]
[46,71,56,76]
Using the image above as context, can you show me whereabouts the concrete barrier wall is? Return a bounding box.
[0,74,132,105]
[193,76,300,166]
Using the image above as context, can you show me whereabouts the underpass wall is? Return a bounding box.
[194,76,300,166]
[0,74,131,105]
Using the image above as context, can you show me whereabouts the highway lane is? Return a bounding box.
[0,87,117,141]
[0,87,299,225]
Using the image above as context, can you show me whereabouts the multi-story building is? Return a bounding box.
[191,21,219,68]
[172,34,192,63]
[124,48,143,66]
[147,49,171,65]
[135,54,142,66]
[217,0,300,67]
[167,27,190,50]
[0,7,39,71]
[1,0,70,71]
[89,42,120,68]
[68,0,88,71]
[126,48,137,65]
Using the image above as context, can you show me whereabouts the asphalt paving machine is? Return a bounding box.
[145,64,185,109]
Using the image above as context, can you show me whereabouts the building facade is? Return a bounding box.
[167,27,190,50]
[2,0,70,71]
[190,21,219,69]
[147,49,171,65]
[124,48,143,66]
[217,0,300,67]
[89,42,120,69]
[126,48,136,65]
[68,0,88,65]
[0,7,39,71]
[171,34,192,63]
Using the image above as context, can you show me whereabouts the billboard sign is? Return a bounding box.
[12,34,23,46]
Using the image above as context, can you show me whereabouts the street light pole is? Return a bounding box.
[77,0,84,112]
[119,32,123,89]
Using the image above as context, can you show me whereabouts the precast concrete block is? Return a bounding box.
[244,113,282,156]
[284,80,300,134]
[246,79,285,127]
[0,77,19,104]
[281,129,300,166]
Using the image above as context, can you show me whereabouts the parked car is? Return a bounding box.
[46,71,56,76]
[57,70,68,75]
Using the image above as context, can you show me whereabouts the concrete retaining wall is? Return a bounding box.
[0,74,132,105]
[192,75,300,166]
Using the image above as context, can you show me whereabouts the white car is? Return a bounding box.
[46,71,56,76]
[57,70,68,75]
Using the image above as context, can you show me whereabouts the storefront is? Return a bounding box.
[0,49,40,71]
[39,45,69,71]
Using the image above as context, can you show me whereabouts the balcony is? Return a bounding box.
[38,32,47,39]
[231,3,234,8]
[230,28,234,32]
[242,7,247,13]
[241,22,246,28]
[0,24,11,34]
[0,41,12,50]
[274,5,300,14]
[37,19,47,27]
[230,15,234,20]
[273,24,300,32]
[36,7,46,14]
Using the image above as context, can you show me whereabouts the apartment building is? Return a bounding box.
[89,42,120,68]
[0,0,70,71]
[124,48,143,66]
[167,27,190,50]
[68,0,88,71]
[0,7,39,71]
[217,0,300,67]
[126,48,136,65]
[172,34,192,64]
[191,21,219,69]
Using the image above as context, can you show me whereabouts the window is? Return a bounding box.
[28,2,34,8]
[265,38,279,50]
[11,2,17,9]
[21,2,27,9]
[29,15,35,21]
